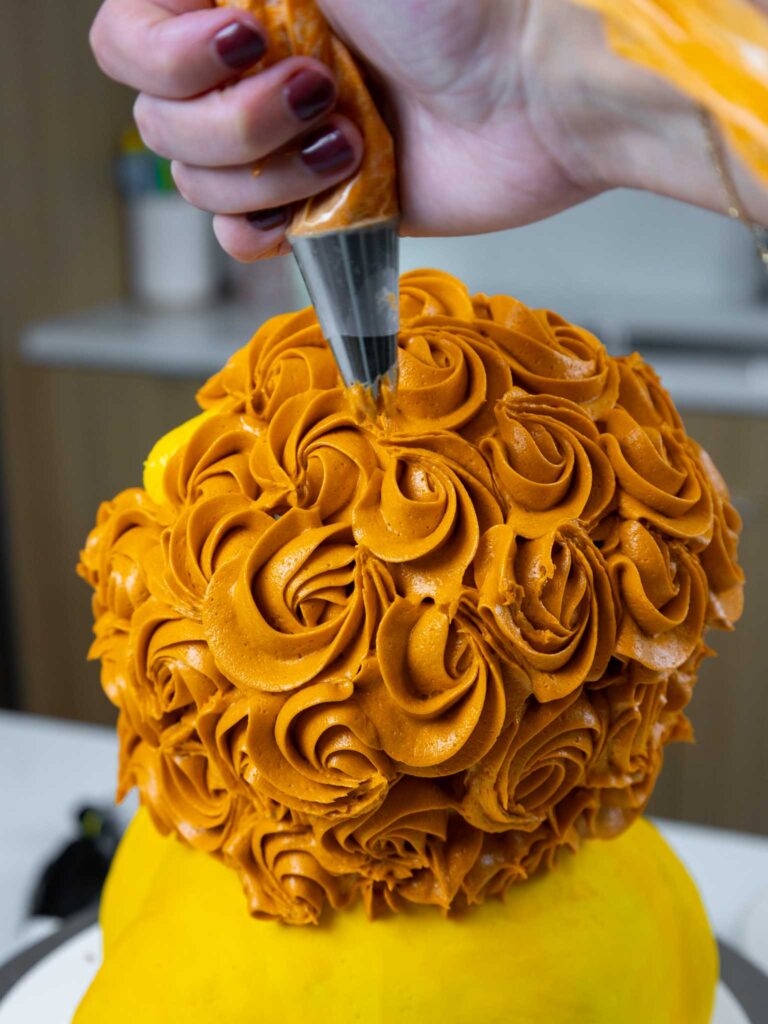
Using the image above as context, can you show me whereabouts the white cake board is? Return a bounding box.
[741,884,768,976]
[0,924,753,1024]
[0,925,100,1023]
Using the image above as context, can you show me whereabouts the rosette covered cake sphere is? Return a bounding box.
[79,270,743,927]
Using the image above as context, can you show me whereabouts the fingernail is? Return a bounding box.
[285,70,336,122]
[300,126,355,176]
[215,22,267,71]
[246,206,292,230]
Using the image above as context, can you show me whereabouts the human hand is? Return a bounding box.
[90,0,767,263]
[323,0,768,235]
[90,0,607,261]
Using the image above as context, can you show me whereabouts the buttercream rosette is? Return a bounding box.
[79,270,743,925]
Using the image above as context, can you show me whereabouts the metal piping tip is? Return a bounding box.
[290,220,400,399]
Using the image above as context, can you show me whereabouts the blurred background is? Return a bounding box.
[1,2,766,843]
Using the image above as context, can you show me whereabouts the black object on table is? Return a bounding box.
[29,806,119,920]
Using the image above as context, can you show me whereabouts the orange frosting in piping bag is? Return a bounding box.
[570,0,768,185]
[79,270,744,924]
[219,0,398,235]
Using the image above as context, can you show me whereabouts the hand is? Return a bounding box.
[325,0,768,233]
[90,0,607,261]
[90,0,767,263]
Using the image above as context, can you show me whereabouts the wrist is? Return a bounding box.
[522,0,768,227]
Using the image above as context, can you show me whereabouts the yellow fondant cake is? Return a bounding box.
[75,807,716,1023]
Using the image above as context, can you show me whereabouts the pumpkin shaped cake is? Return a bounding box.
[75,270,742,1023]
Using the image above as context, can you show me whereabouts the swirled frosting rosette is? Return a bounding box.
[80,269,743,925]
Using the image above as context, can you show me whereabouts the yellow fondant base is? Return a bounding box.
[74,808,716,1023]
[142,410,214,503]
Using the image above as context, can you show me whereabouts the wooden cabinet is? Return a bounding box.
[10,366,202,725]
[0,2,133,714]
[648,412,768,835]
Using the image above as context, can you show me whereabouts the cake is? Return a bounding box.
[74,269,743,1023]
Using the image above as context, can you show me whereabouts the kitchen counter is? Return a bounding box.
[20,302,266,379]
[19,295,768,413]
[0,712,136,964]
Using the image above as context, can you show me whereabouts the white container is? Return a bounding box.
[126,193,220,310]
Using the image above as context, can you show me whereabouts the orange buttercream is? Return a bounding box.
[219,0,398,235]
[79,270,744,925]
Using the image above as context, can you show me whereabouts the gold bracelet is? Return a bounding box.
[700,108,768,277]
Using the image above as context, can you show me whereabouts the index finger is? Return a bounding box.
[90,0,268,99]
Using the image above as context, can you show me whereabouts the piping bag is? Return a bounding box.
[569,0,768,186]
[219,0,400,404]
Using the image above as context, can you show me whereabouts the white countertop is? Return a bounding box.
[1,709,767,973]
[20,302,262,380]
[0,712,136,963]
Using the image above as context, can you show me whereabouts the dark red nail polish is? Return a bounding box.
[285,70,336,122]
[246,206,292,231]
[300,126,355,176]
[214,22,267,71]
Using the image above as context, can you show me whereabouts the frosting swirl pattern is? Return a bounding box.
[210,680,393,821]
[227,814,352,926]
[353,433,501,602]
[198,311,338,420]
[250,389,379,521]
[80,269,743,924]
[390,317,513,441]
[159,495,274,617]
[476,522,616,701]
[164,413,262,508]
[606,520,708,671]
[477,295,620,420]
[601,406,714,546]
[481,390,615,537]
[124,718,239,854]
[203,508,394,692]
[463,688,602,833]
[359,598,511,776]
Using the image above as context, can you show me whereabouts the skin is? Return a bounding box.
[89,0,768,262]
